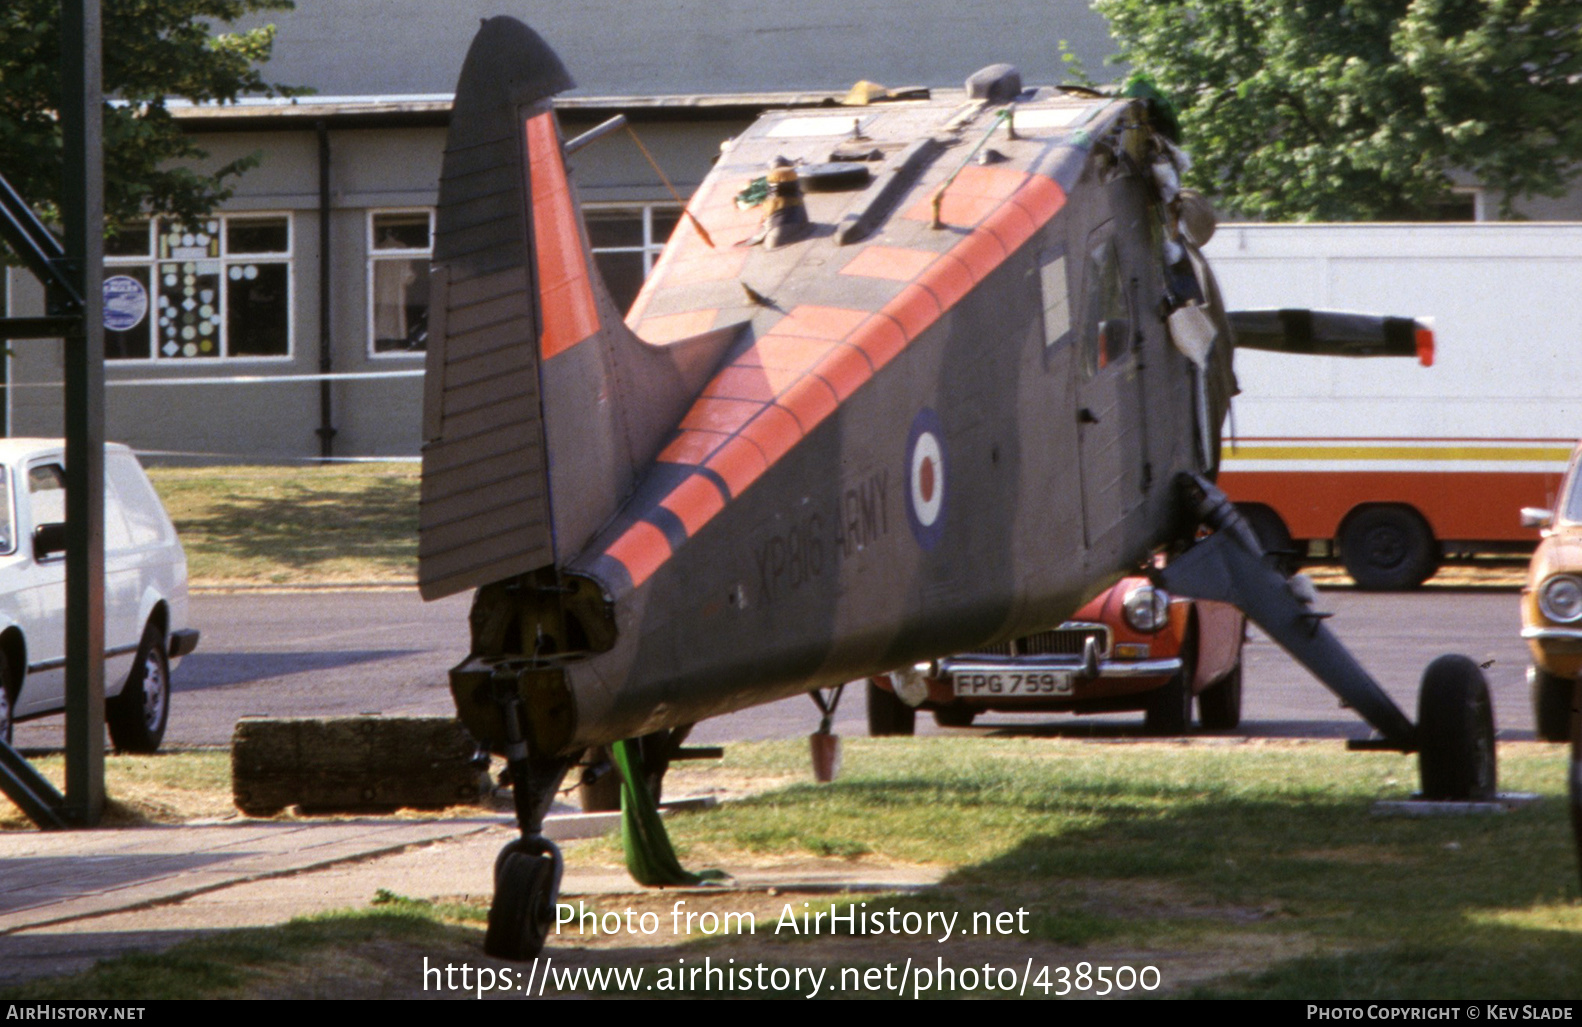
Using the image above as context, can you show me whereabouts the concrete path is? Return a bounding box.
[0,803,943,989]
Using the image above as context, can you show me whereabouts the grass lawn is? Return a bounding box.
[6,737,1579,999]
[146,463,418,585]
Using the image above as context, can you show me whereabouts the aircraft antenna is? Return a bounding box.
[623,124,716,247]
[930,108,1014,229]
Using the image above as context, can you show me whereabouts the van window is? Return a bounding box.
[28,464,66,526]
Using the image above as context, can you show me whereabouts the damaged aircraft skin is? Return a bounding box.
[418,17,1494,959]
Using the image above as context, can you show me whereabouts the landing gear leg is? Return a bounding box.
[484,677,575,961]
[1161,474,1498,800]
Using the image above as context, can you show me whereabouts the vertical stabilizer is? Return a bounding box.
[419,18,734,600]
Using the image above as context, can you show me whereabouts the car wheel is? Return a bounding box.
[1198,663,1243,731]
[1531,665,1575,744]
[1144,627,1196,735]
[1417,654,1496,801]
[932,704,976,728]
[1237,504,1298,577]
[866,679,916,736]
[107,622,170,754]
[0,653,13,748]
[1339,506,1438,590]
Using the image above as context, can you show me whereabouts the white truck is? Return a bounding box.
[1203,223,1582,588]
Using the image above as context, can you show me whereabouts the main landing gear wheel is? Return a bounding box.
[1417,654,1497,801]
[866,679,916,736]
[486,837,563,961]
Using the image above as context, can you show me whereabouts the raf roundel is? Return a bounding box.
[905,408,947,551]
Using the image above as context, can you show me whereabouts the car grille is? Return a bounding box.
[963,623,1110,658]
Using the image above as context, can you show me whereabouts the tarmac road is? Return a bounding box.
[7,584,1541,752]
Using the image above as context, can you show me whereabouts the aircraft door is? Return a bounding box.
[1072,225,1143,551]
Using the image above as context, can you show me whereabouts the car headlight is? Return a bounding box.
[1122,584,1171,633]
[1539,574,1582,624]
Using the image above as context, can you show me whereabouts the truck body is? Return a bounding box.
[1203,223,1582,587]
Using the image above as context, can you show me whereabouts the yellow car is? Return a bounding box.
[1521,440,1582,742]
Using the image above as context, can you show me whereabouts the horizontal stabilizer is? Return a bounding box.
[1229,309,1434,366]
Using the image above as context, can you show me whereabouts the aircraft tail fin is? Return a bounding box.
[419,18,734,600]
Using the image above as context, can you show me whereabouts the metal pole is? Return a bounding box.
[59,0,106,826]
[315,120,336,461]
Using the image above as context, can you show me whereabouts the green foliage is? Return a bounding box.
[1093,0,1582,220]
[0,0,298,227]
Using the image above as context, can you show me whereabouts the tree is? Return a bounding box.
[1092,0,1582,220]
[0,0,296,229]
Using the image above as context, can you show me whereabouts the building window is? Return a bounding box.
[368,210,433,355]
[104,215,292,361]
[586,204,680,315]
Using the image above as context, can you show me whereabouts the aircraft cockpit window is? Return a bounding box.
[1080,237,1131,376]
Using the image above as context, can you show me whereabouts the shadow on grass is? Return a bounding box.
[171,477,418,574]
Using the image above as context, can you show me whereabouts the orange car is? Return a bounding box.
[1521,440,1582,742]
[867,576,1246,735]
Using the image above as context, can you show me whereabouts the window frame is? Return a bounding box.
[366,207,435,359]
[103,213,296,363]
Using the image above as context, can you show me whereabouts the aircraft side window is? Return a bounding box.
[1039,248,1071,352]
[1079,238,1131,376]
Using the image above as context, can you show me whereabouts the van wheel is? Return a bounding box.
[108,622,169,754]
[1339,506,1438,590]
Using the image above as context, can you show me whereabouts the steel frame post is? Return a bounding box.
[59,0,106,827]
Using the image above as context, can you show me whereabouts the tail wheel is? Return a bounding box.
[1417,654,1497,801]
[1530,666,1574,743]
[107,621,169,754]
[1339,506,1438,591]
[866,679,916,736]
[485,850,557,961]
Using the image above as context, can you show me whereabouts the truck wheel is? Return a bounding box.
[1339,506,1438,590]
[1417,654,1496,801]
[107,622,169,754]
[1198,663,1243,731]
[1531,666,1575,743]
[866,679,915,736]
[1237,504,1298,577]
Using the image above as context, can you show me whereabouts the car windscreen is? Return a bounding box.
[1565,462,1582,525]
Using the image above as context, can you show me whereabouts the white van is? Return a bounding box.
[0,440,198,750]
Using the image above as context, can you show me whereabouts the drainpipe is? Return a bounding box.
[315,120,337,461]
